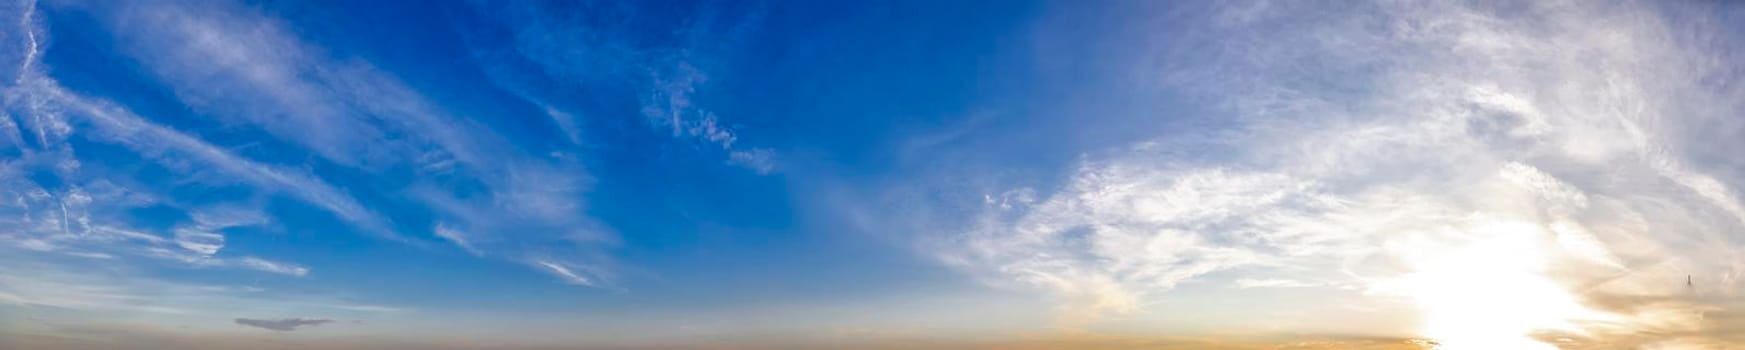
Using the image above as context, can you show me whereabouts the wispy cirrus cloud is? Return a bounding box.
[534,258,598,287]
[432,223,481,257]
[233,257,309,278]
[0,259,320,316]
[471,1,777,174]
[641,59,777,174]
[9,0,617,286]
[1,3,322,280]
[853,0,1745,346]
[0,268,190,314]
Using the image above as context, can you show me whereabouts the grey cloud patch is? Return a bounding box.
[233,318,333,332]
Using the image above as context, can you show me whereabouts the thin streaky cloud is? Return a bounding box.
[0,4,348,282]
[48,0,616,281]
[234,257,309,277]
[533,259,595,287]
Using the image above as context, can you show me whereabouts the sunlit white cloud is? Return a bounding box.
[864,0,1745,347]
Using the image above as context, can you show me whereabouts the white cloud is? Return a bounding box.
[729,148,776,174]
[641,60,776,174]
[4,0,616,286]
[14,238,53,252]
[36,87,393,237]
[172,229,225,257]
[484,4,776,174]
[433,222,481,256]
[1234,278,1318,289]
[91,226,169,244]
[902,0,1745,343]
[539,102,586,146]
[0,255,368,326]
[0,267,190,314]
[234,257,309,277]
[7,3,381,241]
[533,259,595,286]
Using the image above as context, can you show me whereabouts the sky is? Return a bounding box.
[2,0,1744,349]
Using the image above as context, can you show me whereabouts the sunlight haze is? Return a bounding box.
[3,0,1744,349]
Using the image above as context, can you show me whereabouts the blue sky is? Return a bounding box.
[4,0,1745,349]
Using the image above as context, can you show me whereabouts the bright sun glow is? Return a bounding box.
[1387,221,1613,350]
